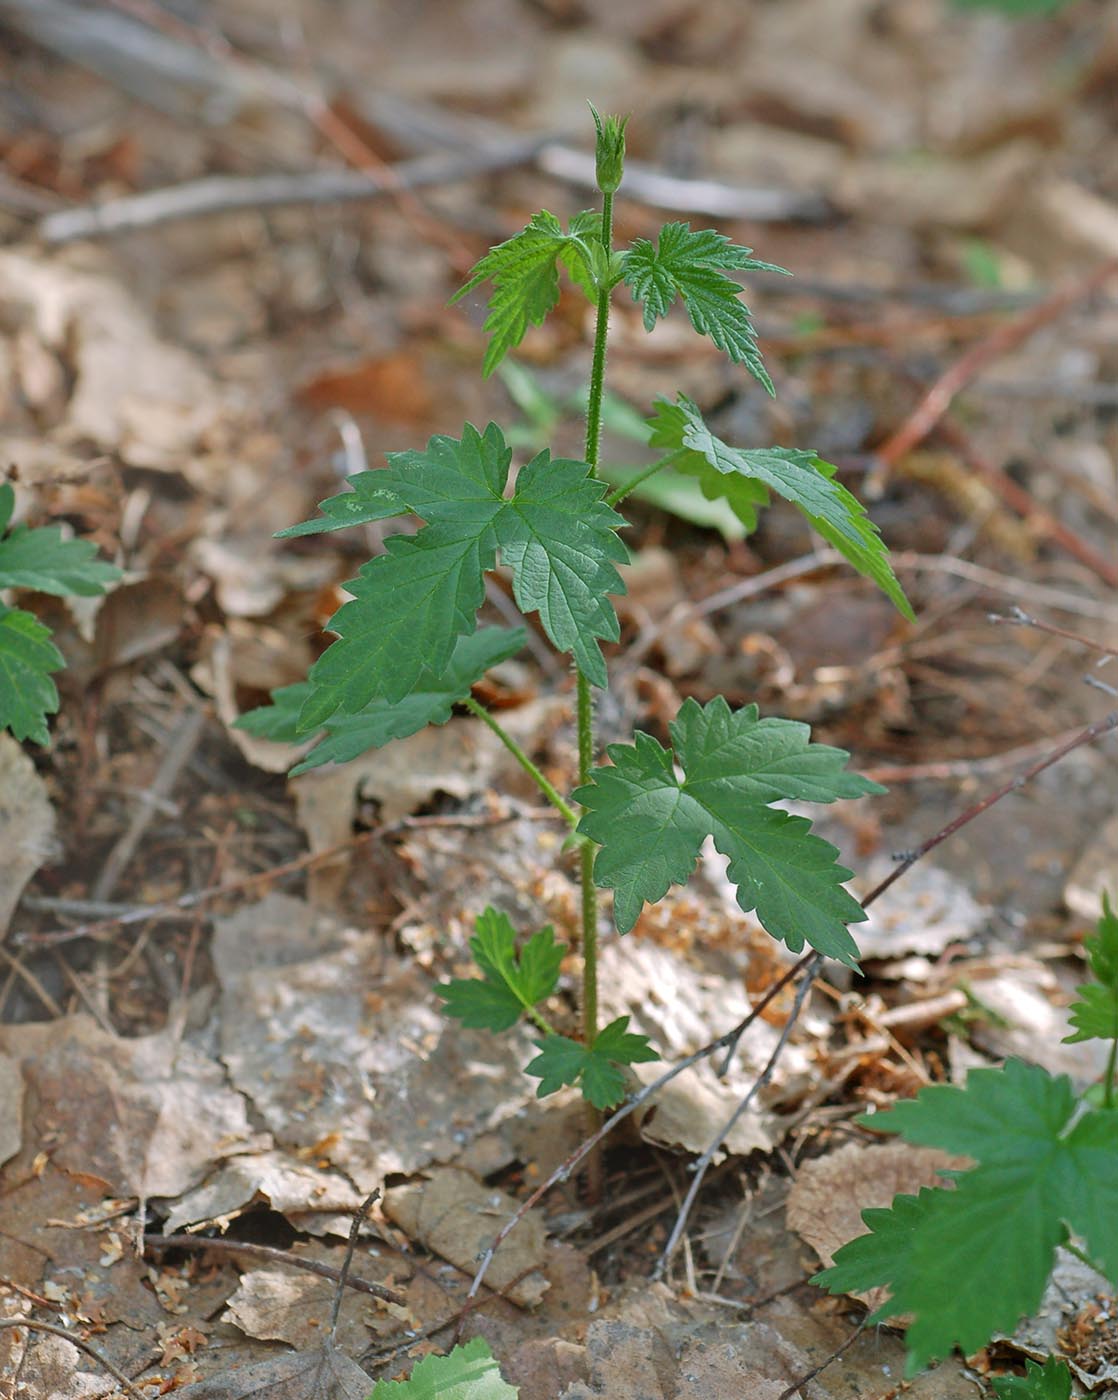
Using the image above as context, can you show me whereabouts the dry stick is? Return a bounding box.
[465,707,1118,1302]
[144,1232,405,1306]
[330,1190,382,1337]
[870,258,1118,494]
[92,706,205,902]
[38,139,550,244]
[935,414,1118,590]
[14,806,562,949]
[0,1318,147,1400]
[989,605,1118,660]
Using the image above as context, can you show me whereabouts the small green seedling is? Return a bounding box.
[816,893,1118,1381]
[0,482,120,744]
[241,107,911,1109]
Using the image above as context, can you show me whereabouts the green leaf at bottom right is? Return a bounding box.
[992,1357,1071,1400]
[813,1059,1118,1375]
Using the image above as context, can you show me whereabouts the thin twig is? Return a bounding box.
[463,962,811,1303]
[776,1319,868,1400]
[38,139,550,244]
[870,259,1118,493]
[144,1231,405,1306]
[654,965,819,1277]
[93,706,205,902]
[330,1190,381,1337]
[0,1318,147,1400]
[989,605,1118,660]
[862,709,1118,910]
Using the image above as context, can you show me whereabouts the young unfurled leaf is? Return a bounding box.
[526,1016,658,1109]
[370,1337,518,1399]
[438,907,566,1034]
[235,627,525,774]
[1064,892,1118,1045]
[0,484,121,597]
[0,604,64,745]
[621,223,787,394]
[574,696,879,964]
[649,396,914,620]
[292,423,626,729]
[991,1357,1072,1400]
[451,210,603,375]
[815,1059,1118,1374]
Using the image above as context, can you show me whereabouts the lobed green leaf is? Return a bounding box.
[451,210,602,376]
[817,1059,1118,1374]
[438,908,566,1034]
[991,1358,1072,1400]
[0,604,63,745]
[370,1337,518,1398]
[526,1015,658,1108]
[574,696,879,963]
[648,396,914,620]
[621,223,787,394]
[0,483,120,596]
[1064,892,1118,1045]
[293,423,626,730]
[235,627,525,774]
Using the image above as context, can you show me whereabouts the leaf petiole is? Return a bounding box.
[462,694,578,828]
[604,450,687,508]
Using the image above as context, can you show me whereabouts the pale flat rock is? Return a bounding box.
[0,734,55,937]
[0,1054,23,1169]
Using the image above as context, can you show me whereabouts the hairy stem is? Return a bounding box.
[463,696,578,828]
[577,186,614,1058]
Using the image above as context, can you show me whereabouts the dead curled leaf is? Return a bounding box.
[173,1341,371,1399]
[0,1015,268,1201]
[786,1140,968,1314]
[0,733,56,939]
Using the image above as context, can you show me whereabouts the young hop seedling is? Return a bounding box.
[0,482,120,744]
[816,893,1118,1385]
[241,107,912,1111]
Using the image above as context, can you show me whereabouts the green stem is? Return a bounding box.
[576,188,614,1058]
[1104,1034,1117,1110]
[604,450,685,508]
[463,695,578,828]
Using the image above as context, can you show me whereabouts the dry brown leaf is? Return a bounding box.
[217,928,534,1187]
[853,859,988,960]
[173,1341,371,1399]
[786,1140,966,1312]
[0,251,221,476]
[383,1168,549,1307]
[0,1015,268,1201]
[162,1151,364,1236]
